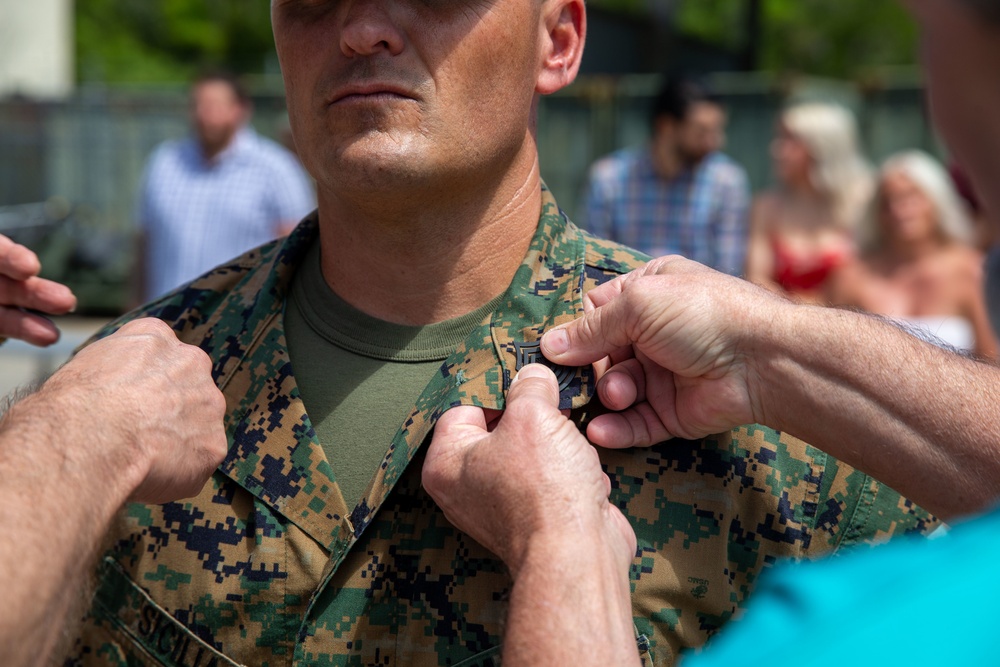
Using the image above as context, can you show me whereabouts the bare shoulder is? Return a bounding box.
[947,244,986,283]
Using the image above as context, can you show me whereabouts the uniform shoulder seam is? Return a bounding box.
[580,227,650,276]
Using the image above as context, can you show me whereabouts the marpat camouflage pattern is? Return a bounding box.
[65,187,937,666]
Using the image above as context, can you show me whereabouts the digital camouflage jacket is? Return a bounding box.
[66,188,937,667]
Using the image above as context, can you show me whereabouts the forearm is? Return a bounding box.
[503,527,640,667]
[754,304,1000,519]
[0,390,137,665]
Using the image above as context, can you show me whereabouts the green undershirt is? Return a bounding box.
[284,241,502,510]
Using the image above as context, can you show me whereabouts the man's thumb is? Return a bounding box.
[506,364,560,410]
[540,302,632,366]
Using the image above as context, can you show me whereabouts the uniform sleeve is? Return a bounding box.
[709,163,750,276]
[805,446,940,552]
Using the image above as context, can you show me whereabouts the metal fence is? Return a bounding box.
[0,72,936,313]
[538,71,936,221]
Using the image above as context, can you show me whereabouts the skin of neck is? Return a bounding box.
[885,227,948,265]
[781,166,825,202]
[314,129,544,326]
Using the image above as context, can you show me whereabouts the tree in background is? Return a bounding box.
[673,0,918,78]
[76,0,918,84]
[76,0,276,84]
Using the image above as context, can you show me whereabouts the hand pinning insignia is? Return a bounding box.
[512,340,577,392]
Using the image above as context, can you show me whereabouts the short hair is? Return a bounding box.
[861,150,976,251]
[193,70,251,107]
[650,77,720,127]
[960,0,1000,23]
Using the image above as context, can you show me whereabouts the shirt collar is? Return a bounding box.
[188,125,256,168]
[643,146,722,181]
[224,182,594,411]
[177,184,595,550]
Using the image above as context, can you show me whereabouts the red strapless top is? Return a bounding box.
[772,238,850,292]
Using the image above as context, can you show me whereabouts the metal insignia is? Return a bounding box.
[512,340,576,391]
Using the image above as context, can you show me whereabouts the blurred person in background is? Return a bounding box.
[832,150,997,357]
[134,70,315,302]
[0,233,227,666]
[579,76,750,275]
[746,103,873,302]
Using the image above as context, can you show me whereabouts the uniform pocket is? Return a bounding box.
[91,557,244,667]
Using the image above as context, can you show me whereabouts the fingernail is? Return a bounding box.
[512,364,551,385]
[542,329,569,355]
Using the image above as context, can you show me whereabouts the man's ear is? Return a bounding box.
[536,0,586,95]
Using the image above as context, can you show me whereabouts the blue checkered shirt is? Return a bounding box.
[137,127,316,299]
[579,148,750,275]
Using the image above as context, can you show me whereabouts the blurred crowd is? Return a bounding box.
[579,77,999,359]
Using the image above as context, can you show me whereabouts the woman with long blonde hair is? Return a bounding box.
[746,103,873,302]
[832,150,996,357]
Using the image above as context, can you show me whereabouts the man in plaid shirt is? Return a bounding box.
[579,77,750,276]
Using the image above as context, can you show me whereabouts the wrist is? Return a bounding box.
[503,514,640,667]
[734,286,796,431]
[507,511,634,580]
[746,299,852,434]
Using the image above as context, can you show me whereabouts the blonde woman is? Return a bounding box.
[832,150,996,357]
[746,103,873,302]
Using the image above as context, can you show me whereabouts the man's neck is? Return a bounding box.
[314,157,543,326]
[650,143,684,182]
[887,235,946,266]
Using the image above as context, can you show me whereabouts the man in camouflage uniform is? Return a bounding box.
[66,0,936,665]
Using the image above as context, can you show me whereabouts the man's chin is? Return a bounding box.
[321,141,439,193]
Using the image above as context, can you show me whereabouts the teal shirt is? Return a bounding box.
[684,511,998,666]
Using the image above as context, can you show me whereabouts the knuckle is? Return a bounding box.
[420,459,445,497]
[186,343,214,370]
[208,388,227,416]
[209,441,228,468]
[122,317,161,334]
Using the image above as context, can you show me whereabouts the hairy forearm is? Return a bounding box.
[753,304,1000,519]
[502,528,640,667]
[0,389,134,665]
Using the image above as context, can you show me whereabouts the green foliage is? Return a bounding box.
[676,0,920,78]
[76,0,276,83]
[587,0,648,14]
[75,0,918,83]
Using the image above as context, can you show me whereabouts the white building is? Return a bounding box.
[0,0,74,99]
